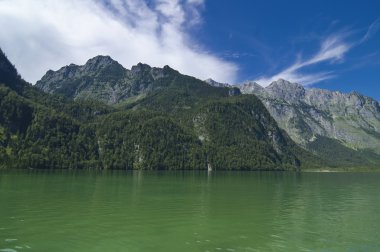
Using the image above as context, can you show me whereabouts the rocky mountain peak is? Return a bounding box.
[35,57,184,104]
[234,77,380,155]
[36,64,80,89]
[204,78,216,84]
[239,81,264,94]
[131,62,151,74]
[267,79,304,91]
[83,55,121,72]
[162,65,179,74]
[85,55,115,64]
[204,78,231,88]
[266,79,306,102]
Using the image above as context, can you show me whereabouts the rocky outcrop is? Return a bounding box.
[205,78,241,96]
[204,78,231,88]
[238,79,380,154]
[36,56,170,104]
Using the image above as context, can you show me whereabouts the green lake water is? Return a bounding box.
[0,170,379,252]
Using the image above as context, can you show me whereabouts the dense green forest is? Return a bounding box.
[0,48,339,170]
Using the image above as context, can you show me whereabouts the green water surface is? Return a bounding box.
[0,170,379,251]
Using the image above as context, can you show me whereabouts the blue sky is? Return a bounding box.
[0,0,379,99]
[195,0,380,99]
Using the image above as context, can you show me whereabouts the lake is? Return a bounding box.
[0,170,379,251]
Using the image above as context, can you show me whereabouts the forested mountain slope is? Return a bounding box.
[0,49,324,170]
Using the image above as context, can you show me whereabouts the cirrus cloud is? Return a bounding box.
[254,33,350,86]
[253,17,380,87]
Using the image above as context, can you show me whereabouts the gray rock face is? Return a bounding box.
[36,56,169,104]
[238,79,380,153]
[239,81,264,94]
[205,79,242,96]
[204,78,231,88]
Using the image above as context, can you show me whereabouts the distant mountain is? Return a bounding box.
[36,56,182,104]
[2,52,319,170]
[238,79,380,166]
[204,78,231,88]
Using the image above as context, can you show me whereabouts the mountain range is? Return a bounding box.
[207,78,380,167]
[1,48,379,170]
[240,79,380,149]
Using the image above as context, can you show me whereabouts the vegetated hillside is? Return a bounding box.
[0,83,99,169]
[188,95,322,170]
[0,49,109,169]
[1,49,324,170]
[306,136,380,168]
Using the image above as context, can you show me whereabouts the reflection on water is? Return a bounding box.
[0,170,379,251]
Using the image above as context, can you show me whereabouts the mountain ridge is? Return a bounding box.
[238,79,380,163]
[205,77,380,166]
[36,56,178,104]
[34,55,380,168]
[2,51,320,170]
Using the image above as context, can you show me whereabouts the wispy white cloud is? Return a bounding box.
[254,18,380,87]
[0,0,237,84]
[360,17,380,43]
[221,51,256,59]
[254,33,350,86]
